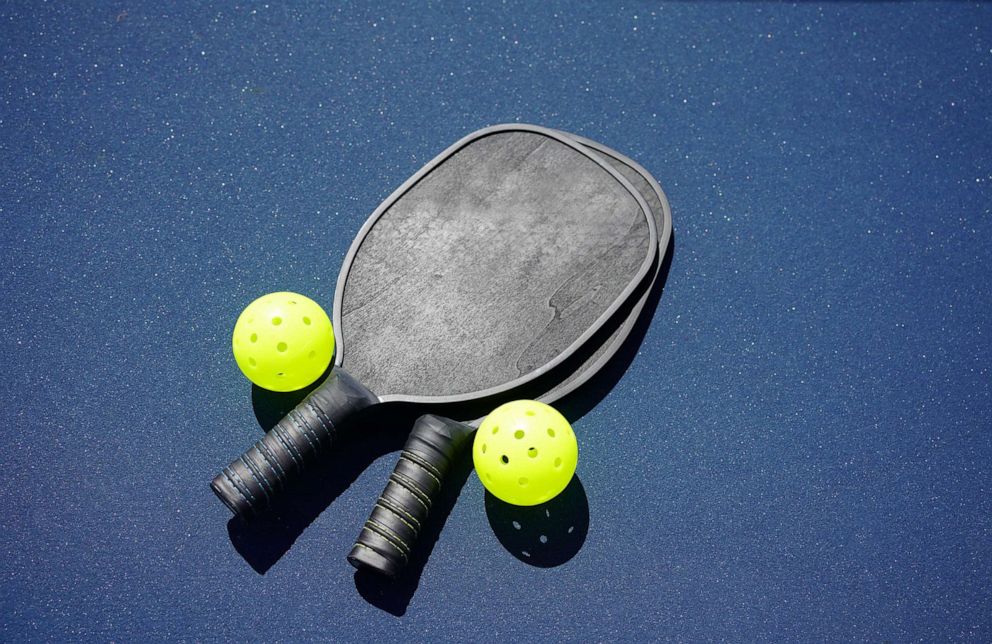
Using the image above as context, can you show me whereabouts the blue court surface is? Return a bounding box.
[2,2,990,641]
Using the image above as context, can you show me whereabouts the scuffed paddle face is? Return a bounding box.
[335,127,656,402]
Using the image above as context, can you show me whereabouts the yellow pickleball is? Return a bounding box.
[473,400,578,506]
[231,292,335,392]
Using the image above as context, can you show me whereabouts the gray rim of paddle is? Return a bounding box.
[331,123,659,405]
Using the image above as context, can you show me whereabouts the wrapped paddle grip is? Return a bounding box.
[211,368,377,517]
[348,414,475,577]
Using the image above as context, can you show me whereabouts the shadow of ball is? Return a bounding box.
[484,475,589,567]
[250,362,331,431]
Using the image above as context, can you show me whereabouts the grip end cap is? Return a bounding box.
[347,544,403,578]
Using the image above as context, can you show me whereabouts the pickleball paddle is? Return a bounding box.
[348,133,673,576]
[212,125,659,517]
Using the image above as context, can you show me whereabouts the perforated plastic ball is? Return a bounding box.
[232,292,335,392]
[473,400,578,506]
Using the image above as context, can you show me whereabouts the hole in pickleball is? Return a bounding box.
[518,477,528,486]
[303,316,311,325]
[276,372,284,377]
[308,350,316,359]
[481,444,487,454]
[514,430,525,440]
[271,317,282,326]
[250,333,258,343]
[501,455,509,464]
[277,342,288,352]
[527,447,538,458]
[289,300,297,305]
[248,357,256,367]
[554,457,562,468]
[547,428,556,438]
[525,410,535,416]
[512,521,521,530]
[539,535,548,544]
[492,425,499,434]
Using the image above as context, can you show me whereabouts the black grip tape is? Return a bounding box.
[211,368,377,517]
[348,414,475,577]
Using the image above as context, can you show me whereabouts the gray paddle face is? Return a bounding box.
[446,134,672,424]
[334,125,657,403]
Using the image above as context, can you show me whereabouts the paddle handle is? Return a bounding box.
[348,414,475,577]
[211,368,377,517]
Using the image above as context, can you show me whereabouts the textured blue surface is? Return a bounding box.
[2,2,991,640]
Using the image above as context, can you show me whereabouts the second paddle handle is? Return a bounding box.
[210,368,377,517]
[348,414,475,577]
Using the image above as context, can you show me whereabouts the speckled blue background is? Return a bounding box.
[2,2,991,641]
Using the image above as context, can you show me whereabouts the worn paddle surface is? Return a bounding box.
[338,127,656,401]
